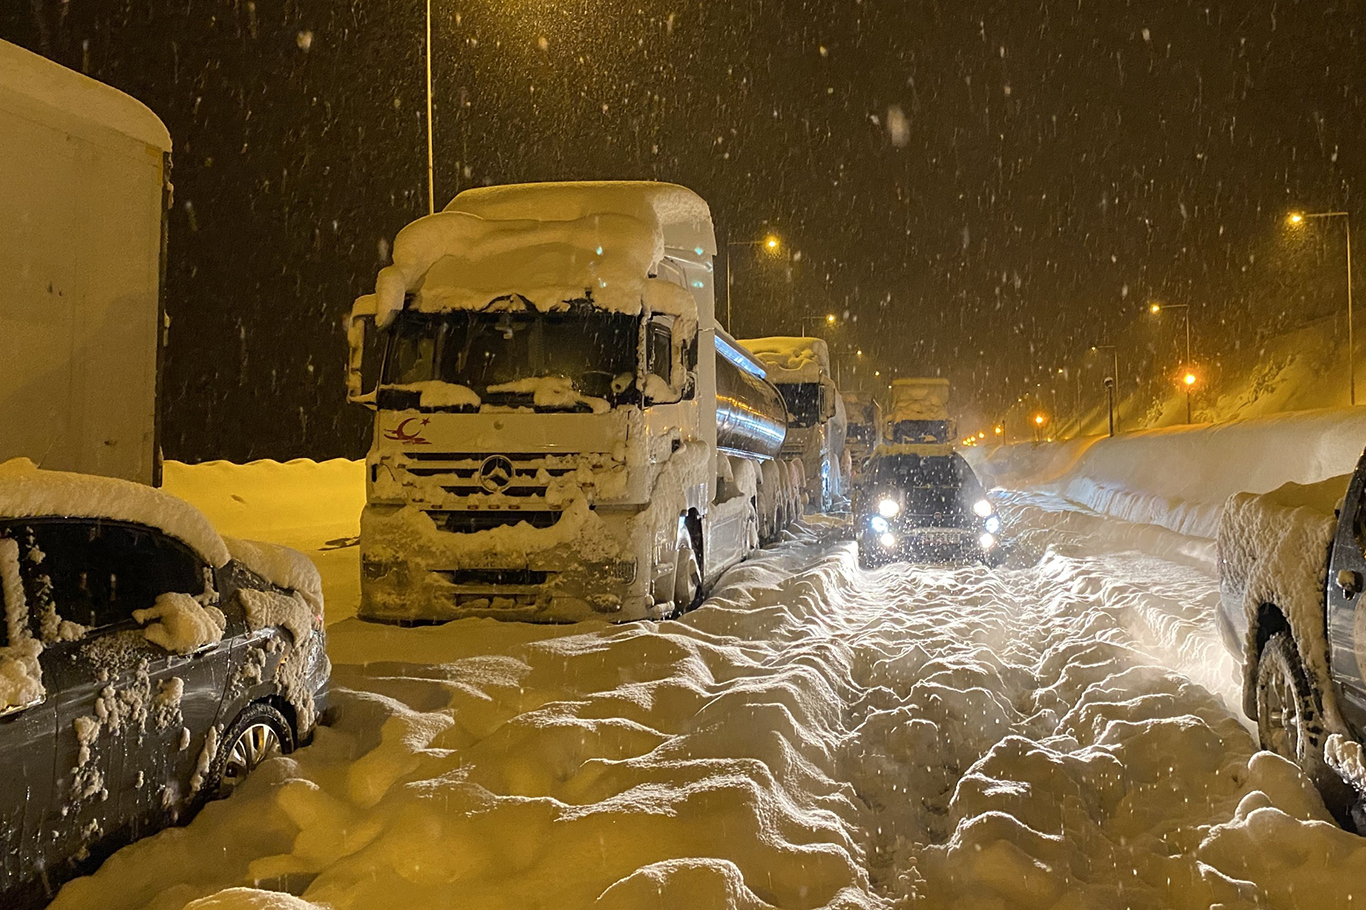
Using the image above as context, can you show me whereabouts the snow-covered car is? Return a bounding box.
[0,460,331,908]
[1216,462,1366,826]
[854,445,1002,568]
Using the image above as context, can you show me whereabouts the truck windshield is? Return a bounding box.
[381,310,641,409]
[869,453,986,512]
[778,383,822,428]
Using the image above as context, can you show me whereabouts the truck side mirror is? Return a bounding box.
[347,297,378,409]
[819,378,838,422]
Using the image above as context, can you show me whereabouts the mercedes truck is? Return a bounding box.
[347,182,800,623]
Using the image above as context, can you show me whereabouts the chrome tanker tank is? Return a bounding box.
[713,334,788,459]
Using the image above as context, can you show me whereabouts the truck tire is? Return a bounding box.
[673,532,702,613]
[1256,632,1356,824]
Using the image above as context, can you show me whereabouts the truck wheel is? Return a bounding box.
[1256,632,1356,823]
[673,530,702,613]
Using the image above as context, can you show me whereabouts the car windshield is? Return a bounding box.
[778,382,822,428]
[381,309,640,409]
[868,453,986,512]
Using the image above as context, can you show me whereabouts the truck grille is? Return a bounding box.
[404,451,609,498]
[426,510,561,533]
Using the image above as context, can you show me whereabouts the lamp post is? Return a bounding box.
[1288,211,1354,405]
[723,235,781,333]
[1091,344,1120,436]
[1183,371,1197,424]
[425,0,435,214]
[799,313,838,335]
[1148,302,1192,368]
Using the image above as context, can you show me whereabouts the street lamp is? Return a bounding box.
[1287,210,1355,405]
[1148,302,1192,368]
[425,0,435,213]
[723,234,783,333]
[1090,344,1120,436]
[1182,370,1197,424]
[1033,413,1047,442]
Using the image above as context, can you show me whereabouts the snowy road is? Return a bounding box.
[47,500,1366,909]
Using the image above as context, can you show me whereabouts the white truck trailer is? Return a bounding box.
[738,336,848,512]
[0,39,172,485]
[887,377,955,446]
[346,182,800,623]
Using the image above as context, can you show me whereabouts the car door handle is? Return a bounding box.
[0,697,43,719]
[1338,569,1363,599]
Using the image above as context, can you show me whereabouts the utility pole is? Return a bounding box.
[425,0,435,215]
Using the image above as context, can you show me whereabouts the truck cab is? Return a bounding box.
[347,182,796,625]
[738,336,848,512]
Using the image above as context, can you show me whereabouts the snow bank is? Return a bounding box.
[367,182,711,328]
[45,525,1366,910]
[738,336,830,384]
[975,406,1366,543]
[0,458,230,566]
[162,459,364,623]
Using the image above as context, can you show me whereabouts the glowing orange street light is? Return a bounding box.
[994,425,1004,436]
[764,235,781,251]
[1288,212,1305,226]
[826,313,837,324]
[1183,372,1197,386]
[1032,413,1047,442]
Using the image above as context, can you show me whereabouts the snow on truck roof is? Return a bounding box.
[367,182,714,328]
[738,336,831,384]
[0,39,171,152]
[0,459,230,566]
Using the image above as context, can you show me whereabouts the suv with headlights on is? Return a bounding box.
[854,446,1002,568]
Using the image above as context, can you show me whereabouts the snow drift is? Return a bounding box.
[975,406,1366,543]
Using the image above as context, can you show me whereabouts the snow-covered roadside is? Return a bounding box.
[163,460,364,623]
[47,516,1366,910]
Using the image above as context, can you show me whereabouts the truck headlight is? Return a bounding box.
[984,515,1001,534]
[878,498,901,518]
[870,516,890,534]
[979,532,997,550]
[879,532,897,548]
[973,499,994,518]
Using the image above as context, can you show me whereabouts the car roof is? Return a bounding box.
[0,459,230,567]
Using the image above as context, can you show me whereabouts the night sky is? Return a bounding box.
[4,1,1361,460]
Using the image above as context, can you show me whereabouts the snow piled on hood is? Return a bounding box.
[0,458,230,567]
[738,336,830,384]
[225,536,324,618]
[45,524,1366,910]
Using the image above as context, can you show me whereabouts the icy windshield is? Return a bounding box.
[778,382,822,428]
[381,309,640,409]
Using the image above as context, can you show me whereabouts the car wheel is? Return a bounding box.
[210,702,295,800]
[1256,632,1356,824]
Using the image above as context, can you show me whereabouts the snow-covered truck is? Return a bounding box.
[346,182,800,623]
[0,39,172,486]
[739,336,848,512]
[1217,464,1366,824]
[842,389,883,474]
[886,377,955,446]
